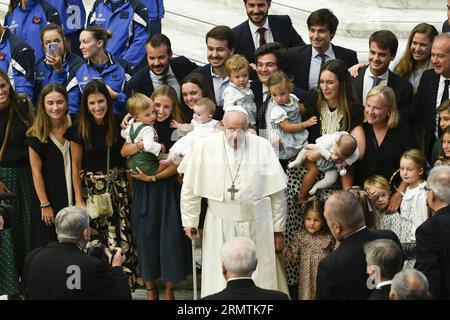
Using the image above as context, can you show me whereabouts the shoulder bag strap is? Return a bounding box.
[106,147,110,191]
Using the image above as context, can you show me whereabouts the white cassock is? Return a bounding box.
[178,131,289,298]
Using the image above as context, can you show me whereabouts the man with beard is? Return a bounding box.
[126,33,197,98]
[194,26,235,119]
[232,0,305,65]
[252,43,306,134]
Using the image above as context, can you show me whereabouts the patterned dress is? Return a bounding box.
[284,166,340,289]
[280,229,335,300]
[64,120,140,289]
[0,99,34,296]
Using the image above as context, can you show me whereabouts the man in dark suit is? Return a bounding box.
[232,0,304,65]
[409,34,450,159]
[288,8,358,90]
[252,42,306,134]
[194,25,235,119]
[352,30,413,118]
[126,33,197,98]
[315,191,401,300]
[22,207,131,300]
[364,239,403,300]
[202,237,289,300]
[415,166,450,299]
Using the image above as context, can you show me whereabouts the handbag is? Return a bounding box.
[86,148,113,219]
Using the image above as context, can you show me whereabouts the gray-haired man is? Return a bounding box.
[22,206,131,300]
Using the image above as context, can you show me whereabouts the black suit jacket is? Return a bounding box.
[408,69,441,159]
[415,205,450,299]
[367,284,391,300]
[233,15,305,64]
[193,64,227,119]
[125,56,197,97]
[22,242,131,300]
[315,227,401,300]
[250,78,306,130]
[352,66,413,117]
[202,279,289,300]
[287,44,358,90]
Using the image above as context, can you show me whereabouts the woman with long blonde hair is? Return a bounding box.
[26,84,72,248]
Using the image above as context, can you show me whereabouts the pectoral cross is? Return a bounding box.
[227,183,239,200]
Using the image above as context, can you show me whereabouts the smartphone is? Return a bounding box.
[47,43,59,56]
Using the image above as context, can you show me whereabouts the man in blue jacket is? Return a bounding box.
[87,0,150,67]
[0,23,35,100]
[141,0,164,35]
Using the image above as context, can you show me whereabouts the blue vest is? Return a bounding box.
[46,0,86,35]
[0,28,35,100]
[88,0,149,67]
[4,0,61,63]
[35,52,83,109]
[141,0,164,20]
[68,52,129,115]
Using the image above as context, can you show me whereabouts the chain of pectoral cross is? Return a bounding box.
[223,137,245,200]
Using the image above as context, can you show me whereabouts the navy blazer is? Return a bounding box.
[202,279,289,300]
[415,205,450,299]
[287,44,358,90]
[352,65,413,116]
[233,15,305,64]
[407,69,441,159]
[315,227,401,300]
[125,56,198,97]
[192,64,225,120]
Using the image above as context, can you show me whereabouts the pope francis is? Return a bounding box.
[178,106,289,298]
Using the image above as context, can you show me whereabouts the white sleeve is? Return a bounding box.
[120,127,132,143]
[269,105,287,123]
[345,148,360,165]
[270,189,287,232]
[222,87,237,108]
[412,187,429,240]
[316,134,334,160]
[141,127,161,156]
[180,184,202,228]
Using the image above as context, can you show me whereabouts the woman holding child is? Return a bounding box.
[284,58,365,299]
[121,85,188,300]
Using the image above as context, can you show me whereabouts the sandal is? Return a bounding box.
[146,287,159,300]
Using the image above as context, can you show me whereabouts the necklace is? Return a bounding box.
[223,136,245,200]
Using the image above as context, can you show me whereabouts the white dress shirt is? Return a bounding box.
[362,67,389,104]
[248,18,274,50]
[149,66,180,97]
[308,45,336,89]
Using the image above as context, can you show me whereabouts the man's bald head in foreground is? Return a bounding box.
[324,191,366,241]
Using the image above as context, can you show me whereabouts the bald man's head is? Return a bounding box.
[324,191,365,240]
